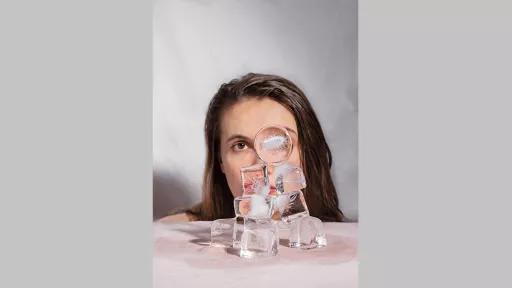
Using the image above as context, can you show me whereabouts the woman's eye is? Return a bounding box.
[233,142,248,151]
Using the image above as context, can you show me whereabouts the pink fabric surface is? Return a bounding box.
[153,221,358,288]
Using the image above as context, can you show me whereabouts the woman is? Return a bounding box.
[159,73,344,222]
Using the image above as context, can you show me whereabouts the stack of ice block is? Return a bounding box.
[210,125,327,258]
[210,163,327,258]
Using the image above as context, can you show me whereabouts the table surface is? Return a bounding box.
[153,221,358,288]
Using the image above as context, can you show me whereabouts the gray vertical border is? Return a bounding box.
[360,0,512,287]
[0,1,152,287]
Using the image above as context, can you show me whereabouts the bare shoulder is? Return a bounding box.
[157,213,196,223]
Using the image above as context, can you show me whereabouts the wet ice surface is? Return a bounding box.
[154,221,358,288]
[154,221,357,268]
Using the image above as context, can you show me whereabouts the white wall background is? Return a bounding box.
[153,0,358,221]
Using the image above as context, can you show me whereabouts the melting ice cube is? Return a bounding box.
[210,218,236,248]
[288,215,327,249]
[240,218,278,258]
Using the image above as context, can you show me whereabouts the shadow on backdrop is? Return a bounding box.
[153,169,195,220]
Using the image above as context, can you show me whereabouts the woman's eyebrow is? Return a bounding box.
[284,127,298,136]
[225,128,297,144]
[225,134,251,144]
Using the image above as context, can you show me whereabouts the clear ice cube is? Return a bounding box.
[274,164,306,194]
[240,163,270,196]
[241,163,306,197]
[234,194,273,219]
[210,218,235,248]
[282,167,306,192]
[288,215,327,249]
[240,218,279,258]
[278,190,309,223]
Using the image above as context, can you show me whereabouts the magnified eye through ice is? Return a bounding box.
[254,126,292,164]
[261,135,288,151]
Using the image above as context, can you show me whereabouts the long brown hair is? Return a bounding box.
[188,73,344,222]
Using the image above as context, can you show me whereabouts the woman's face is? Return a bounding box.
[219,97,301,198]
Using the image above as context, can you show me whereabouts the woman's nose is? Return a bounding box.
[249,150,264,166]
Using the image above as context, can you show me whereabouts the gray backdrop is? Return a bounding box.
[153,0,358,221]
